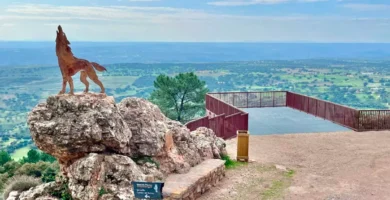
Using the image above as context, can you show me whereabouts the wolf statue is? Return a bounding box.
[56,25,106,95]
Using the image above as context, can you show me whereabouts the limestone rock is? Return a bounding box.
[6,191,20,200]
[18,182,60,200]
[66,153,144,200]
[27,94,132,164]
[118,98,227,175]
[26,95,227,200]
[117,98,166,157]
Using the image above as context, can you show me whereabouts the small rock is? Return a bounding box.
[6,191,20,200]
[275,164,288,172]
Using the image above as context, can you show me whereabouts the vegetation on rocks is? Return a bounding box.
[2,175,42,200]
[0,149,58,197]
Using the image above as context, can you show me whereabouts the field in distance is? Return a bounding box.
[1,59,390,159]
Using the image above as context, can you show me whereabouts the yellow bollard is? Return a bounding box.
[236,130,249,162]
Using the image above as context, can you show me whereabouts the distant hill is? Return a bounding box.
[1,42,390,66]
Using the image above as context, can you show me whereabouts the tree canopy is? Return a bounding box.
[149,72,209,123]
[0,151,11,166]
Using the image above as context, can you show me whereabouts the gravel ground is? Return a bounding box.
[201,131,390,200]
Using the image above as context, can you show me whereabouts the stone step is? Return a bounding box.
[163,159,226,200]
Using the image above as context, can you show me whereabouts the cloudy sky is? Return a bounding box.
[0,0,389,42]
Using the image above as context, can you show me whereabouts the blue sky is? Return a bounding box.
[0,0,389,42]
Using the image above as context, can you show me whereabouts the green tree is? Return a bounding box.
[149,72,209,123]
[21,149,41,164]
[40,153,56,163]
[0,150,12,166]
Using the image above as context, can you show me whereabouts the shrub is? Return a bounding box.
[221,155,246,169]
[0,151,12,166]
[15,161,50,177]
[40,153,56,163]
[0,173,9,193]
[1,161,21,177]
[50,179,72,200]
[41,164,59,183]
[3,175,42,200]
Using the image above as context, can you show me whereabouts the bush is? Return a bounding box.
[0,173,9,193]
[3,175,42,200]
[50,179,72,200]
[15,161,59,180]
[1,161,21,177]
[0,151,12,166]
[42,162,59,183]
[221,155,246,169]
[40,153,56,163]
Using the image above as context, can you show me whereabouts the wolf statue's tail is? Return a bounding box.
[91,62,107,72]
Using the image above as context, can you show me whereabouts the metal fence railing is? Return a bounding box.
[286,92,360,131]
[186,91,390,138]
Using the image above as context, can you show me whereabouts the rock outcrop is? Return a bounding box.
[28,94,132,164]
[23,93,226,200]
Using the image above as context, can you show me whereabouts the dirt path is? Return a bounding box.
[201,131,390,200]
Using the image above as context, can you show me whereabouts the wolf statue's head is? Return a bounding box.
[55,25,72,57]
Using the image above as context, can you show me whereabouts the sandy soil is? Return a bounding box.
[201,131,390,200]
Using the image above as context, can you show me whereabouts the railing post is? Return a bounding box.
[233,93,235,107]
[260,92,262,107]
[272,92,275,107]
[247,92,249,108]
[377,111,380,131]
[343,108,346,125]
[324,102,327,119]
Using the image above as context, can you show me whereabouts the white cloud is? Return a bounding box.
[1,23,15,27]
[208,0,327,6]
[0,4,389,42]
[342,3,390,11]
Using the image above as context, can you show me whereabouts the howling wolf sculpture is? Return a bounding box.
[56,25,106,95]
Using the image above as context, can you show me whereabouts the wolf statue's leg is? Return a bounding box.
[87,63,105,93]
[59,77,67,94]
[68,76,75,95]
[80,71,89,93]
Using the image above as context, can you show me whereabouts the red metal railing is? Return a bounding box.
[186,94,249,139]
[286,92,360,131]
[359,110,390,131]
[186,91,390,138]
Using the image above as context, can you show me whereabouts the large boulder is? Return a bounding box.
[117,98,227,175]
[117,98,167,157]
[25,94,227,200]
[27,94,132,164]
[66,153,144,200]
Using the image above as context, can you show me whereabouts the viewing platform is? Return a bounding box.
[186,91,390,139]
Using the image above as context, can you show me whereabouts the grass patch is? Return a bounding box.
[284,169,295,178]
[261,180,285,200]
[221,155,246,169]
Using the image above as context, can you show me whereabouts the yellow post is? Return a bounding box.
[236,130,249,162]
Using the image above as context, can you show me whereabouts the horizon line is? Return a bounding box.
[1,40,390,44]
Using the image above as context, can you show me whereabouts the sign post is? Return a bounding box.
[132,181,164,199]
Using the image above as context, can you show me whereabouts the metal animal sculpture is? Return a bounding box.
[56,25,106,95]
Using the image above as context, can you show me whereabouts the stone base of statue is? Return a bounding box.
[14,93,227,199]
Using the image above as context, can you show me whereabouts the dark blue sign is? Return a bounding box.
[132,181,164,199]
